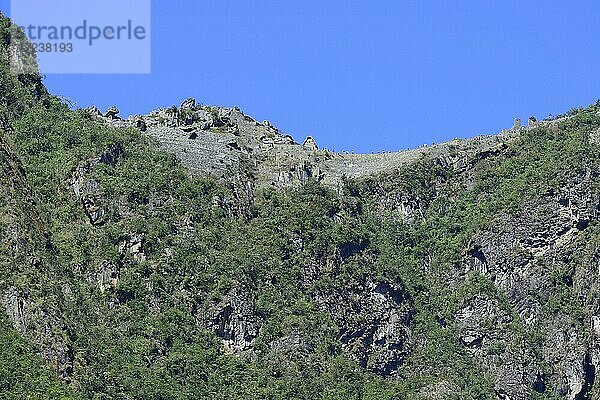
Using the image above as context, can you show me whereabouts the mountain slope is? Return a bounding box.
[3,13,600,400]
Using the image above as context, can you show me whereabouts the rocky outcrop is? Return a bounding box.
[316,279,412,375]
[1,287,74,379]
[104,106,120,120]
[199,287,261,353]
[119,233,146,263]
[5,23,38,75]
[93,261,120,293]
[71,144,124,226]
[449,163,600,397]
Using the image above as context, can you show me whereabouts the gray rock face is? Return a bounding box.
[119,233,146,263]
[200,287,261,353]
[1,287,27,333]
[453,295,535,399]
[94,261,120,293]
[448,166,600,398]
[1,288,74,379]
[268,330,308,356]
[5,24,38,75]
[317,280,412,375]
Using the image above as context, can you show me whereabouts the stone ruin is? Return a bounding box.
[81,100,518,191]
[512,118,521,130]
[528,116,537,127]
[303,136,318,151]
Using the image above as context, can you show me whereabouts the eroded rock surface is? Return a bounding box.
[316,279,412,375]
[199,287,261,353]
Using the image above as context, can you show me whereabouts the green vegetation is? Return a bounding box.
[0,313,75,400]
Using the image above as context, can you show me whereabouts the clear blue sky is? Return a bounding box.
[2,1,600,153]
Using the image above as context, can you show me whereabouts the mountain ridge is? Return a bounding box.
[87,100,560,191]
[3,12,600,399]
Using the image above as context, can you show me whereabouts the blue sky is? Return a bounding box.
[2,1,600,153]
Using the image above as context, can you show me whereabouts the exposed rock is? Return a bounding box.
[455,295,512,352]
[268,330,310,356]
[316,280,412,375]
[1,288,74,379]
[590,127,600,145]
[561,353,595,400]
[85,105,102,117]
[81,196,104,225]
[276,161,323,186]
[460,329,484,347]
[6,24,38,75]
[57,97,600,398]
[104,106,120,120]
[88,98,528,195]
[71,145,124,226]
[199,287,261,353]
[94,261,120,293]
[180,97,197,110]
[262,120,279,134]
[119,233,146,263]
[1,288,27,333]
[99,144,124,166]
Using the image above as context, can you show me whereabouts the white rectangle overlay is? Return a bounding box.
[9,0,151,74]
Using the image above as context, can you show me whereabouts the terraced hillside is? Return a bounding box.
[95,100,538,191]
